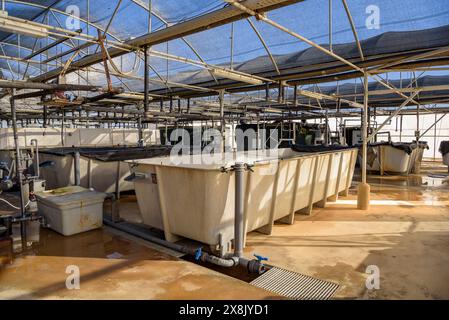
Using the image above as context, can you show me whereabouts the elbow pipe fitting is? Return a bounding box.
[196,249,266,274]
[199,251,239,268]
[103,219,266,274]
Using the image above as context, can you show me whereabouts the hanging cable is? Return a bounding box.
[0,198,30,210]
[104,46,141,76]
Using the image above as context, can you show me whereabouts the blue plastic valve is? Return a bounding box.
[194,247,202,261]
[253,254,268,262]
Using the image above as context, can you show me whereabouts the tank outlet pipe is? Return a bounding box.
[224,162,254,258]
[233,162,245,257]
[103,218,266,274]
[73,151,81,186]
[30,139,39,178]
[104,193,120,222]
[10,92,27,249]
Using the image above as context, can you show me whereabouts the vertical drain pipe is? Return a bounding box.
[30,139,39,178]
[234,162,245,258]
[73,151,81,186]
[10,92,27,249]
[137,116,143,147]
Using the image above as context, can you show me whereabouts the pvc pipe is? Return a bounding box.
[30,139,39,178]
[361,72,368,184]
[137,116,144,147]
[115,161,121,200]
[103,218,264,273]
[234,162,245,257]
[73,151,81,186]
[10,93,27,249]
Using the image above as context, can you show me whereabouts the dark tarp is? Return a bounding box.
[290,144,354,153]
[39,145,172,162]
[358,141,421,155]
[439,141,449,155]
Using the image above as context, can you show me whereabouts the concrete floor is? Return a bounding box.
[0,227,279,299]
[1,161,448,299]
[244,161,449,299]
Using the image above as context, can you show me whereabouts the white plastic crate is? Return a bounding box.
[35,186,107,236]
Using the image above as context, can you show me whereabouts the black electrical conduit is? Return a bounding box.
[104,162,266,274]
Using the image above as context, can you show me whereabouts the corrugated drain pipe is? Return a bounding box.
[105,162,265,274]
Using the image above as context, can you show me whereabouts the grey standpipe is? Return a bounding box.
[10,92,26,249]
[73,151,81,186]
[233,162,245,258]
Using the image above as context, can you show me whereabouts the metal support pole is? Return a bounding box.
[230,22,235,69]
[277,81,283,103]
[73,151,80,186]
[219,90,225,152]
[256,118,260,151]
[144,45,149,115]
[265,83,269,102]
[42,99,47,128]
[293,84,298,107]
[419,113,446,140]
[362,74,368,185]
[137,116,143,147]
[234,162,245,258]
[416,104,420,142]
[10,92,27,248]
[61,110,65,146]
[324,109,329,146]
[115,161,121,201]
[357,71,370,210]
[329,0,332,52]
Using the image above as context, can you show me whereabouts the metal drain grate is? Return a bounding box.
[250,267,340,300]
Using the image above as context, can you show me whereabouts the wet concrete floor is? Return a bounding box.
[243,161,449,299]
[1,161,449,299]
[0,227,279,299]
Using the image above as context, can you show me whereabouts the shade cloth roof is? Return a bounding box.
[0,0,448,93]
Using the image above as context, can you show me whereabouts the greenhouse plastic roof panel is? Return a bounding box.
[295,75,449,108]
[141,25,449,96]
[0,0,448,92]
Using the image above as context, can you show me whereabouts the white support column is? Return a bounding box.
[357,70,370,210]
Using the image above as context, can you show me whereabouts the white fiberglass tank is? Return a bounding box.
[366,142,427,174]
[129,148,357,251]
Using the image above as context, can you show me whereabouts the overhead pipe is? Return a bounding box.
[1,80,105,91]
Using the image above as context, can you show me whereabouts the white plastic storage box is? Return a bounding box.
[35,186,107,236]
